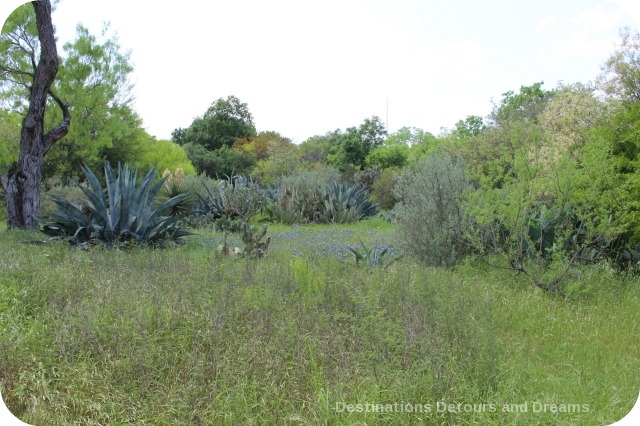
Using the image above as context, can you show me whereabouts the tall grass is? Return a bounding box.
[0,226,638,425]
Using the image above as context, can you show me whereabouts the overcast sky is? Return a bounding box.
[2,0,640,143]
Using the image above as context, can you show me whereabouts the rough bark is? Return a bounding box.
[3,0,70,229]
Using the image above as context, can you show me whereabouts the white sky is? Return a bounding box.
[2,0,640,143]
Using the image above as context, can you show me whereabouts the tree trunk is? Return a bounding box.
[4,0,70,229]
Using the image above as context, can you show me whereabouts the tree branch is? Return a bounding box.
[0,64,35,79]
[43,88,70,154]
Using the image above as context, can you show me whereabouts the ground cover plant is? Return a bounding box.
[1,219,639,425]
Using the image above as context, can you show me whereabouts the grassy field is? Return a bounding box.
[1,218,639,425]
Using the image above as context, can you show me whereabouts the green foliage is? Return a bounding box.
[0,4,38,110]
[268,172,379,224]
[1,8,143,182]
[394,151,472,267]
[40,177,88,218]
[250,139,304,185]
[450,115,486,140]
[365,143,410,169]
[183,143,256,177]
[370,168,397,211]
[385,126,438,147]
[45,25,140,181]
[42,163,191,247]
[137,139,196,176]
[323,116,387,171]
[234,130,293,160]
[299,134,333,164]
[352,164,382,192]
[599,27,640,103]
[491,82,554,125]
[0,110,20,174]
[173,95,256,151]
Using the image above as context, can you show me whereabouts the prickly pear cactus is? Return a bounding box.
[241,223,271,258]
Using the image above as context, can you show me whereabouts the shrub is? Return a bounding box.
[370,168,397,211]
[394,151,472,267]
[42,162,192,247]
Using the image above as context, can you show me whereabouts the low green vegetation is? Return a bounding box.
[2,6,640,425]
[1,223,638,425]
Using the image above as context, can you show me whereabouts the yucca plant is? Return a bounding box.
[157,168,196,217]
[42,162,192,247]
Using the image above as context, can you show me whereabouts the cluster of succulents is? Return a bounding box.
[268,182,378,225]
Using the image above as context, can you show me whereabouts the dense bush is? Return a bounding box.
[42,163,191,247]
[370,168,397,211]
[394,151,472,267]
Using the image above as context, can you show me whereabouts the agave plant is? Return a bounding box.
[348,241,403,268]
[42,162,192,247]
[195,175,268,223]
[321,182,379,223]
[267,180,379,225]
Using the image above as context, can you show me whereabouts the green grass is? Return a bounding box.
[0,223,639,425]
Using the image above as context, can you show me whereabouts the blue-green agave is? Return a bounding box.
[42,163,192,247]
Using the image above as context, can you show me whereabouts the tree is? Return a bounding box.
[234,131,292,160]
[41,24,138,182]
[0,0,70,228]
[183,143,255,178]
[300,131,341,165]
[599,27,640,102]
[535,83,602,169]
[460,83,554,188]
[590,28,640,243]
[327,116,387,170]
[251,140,303,185]
[366,144,410,169]
[385,126,437,147]
[450,115,486,140]
[490,82,553,125]
[173,95,256,151]
[136,139,196,176]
